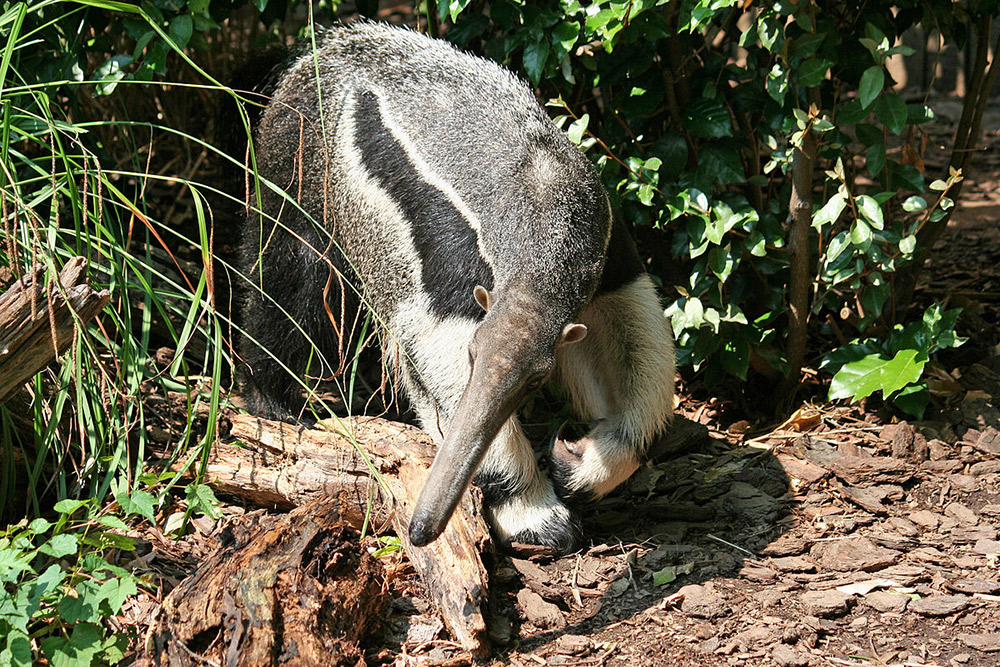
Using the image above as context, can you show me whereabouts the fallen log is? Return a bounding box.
[179,414,492,657]
[151,498,390,667]
[0,257,110,402]
[162,412,709,661]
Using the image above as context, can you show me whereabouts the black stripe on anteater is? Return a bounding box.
[353,90,494,320]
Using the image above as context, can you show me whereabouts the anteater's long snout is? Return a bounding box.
[407,355,520,547]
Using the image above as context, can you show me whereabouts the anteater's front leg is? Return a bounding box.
[552,273,675,503]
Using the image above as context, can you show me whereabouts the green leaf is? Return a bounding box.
[566,113,589,144]
[855,123,882,147]
[98,576,137,615]
[888,163,924,193]
[584,7,616,34]
[698,140,746,183]
[649,133,688,182]
[80,553,129,578]
[522,39,548,85]
[551,20,579,56]
[28,518,52,535]
[839,99,869,125]
[94,55,132,96]
[653,565,677,586]
[708,245,736,281]
[874,92,907,134]
[812,192,846,229]
[899,236,917,255]
[116,490,155,522]
[682,98,732,138]
[441,0,473,21]
[187,484,223,521]
[719,338,750,380]
[41,623,102,667]
[58,580,106,625]
[866,142,885,176]
[102,633,129,665]
[757,16,783,51]
[850,219,872,246]
[858,66,884,109]
[789,32,826,59]
[0,548,33,582]
[798,57,832,87]
[747,230,767,257]
[5,630,32,667]
[96,516,129,531]
[856,195,884,230]
[168,14,193,49]
[886,44,917,57]
[829,349,927,401]
[53,499,88,517]
[906,104,935,125]
[39,534,78,559]
[34,563,65,598]
[81,531,136,552]
[766,63,788,104]
[892,383,929,419]
[826,231,851,264]
[681,297,706,332]
[860,272,890,329]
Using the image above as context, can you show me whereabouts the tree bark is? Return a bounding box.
[780,127,819,400]
[186,414,492,657]
[152,499,389,667]
[0,257,110,403]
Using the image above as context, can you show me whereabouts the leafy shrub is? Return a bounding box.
[440,0,988,414]
[0,500,140,666]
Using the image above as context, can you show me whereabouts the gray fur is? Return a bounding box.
[238,22,673,553]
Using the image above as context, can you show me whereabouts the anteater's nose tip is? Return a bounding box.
[408,513,440,547]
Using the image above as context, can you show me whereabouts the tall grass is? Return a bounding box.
[0,1,409,662]
[0,0,373,522]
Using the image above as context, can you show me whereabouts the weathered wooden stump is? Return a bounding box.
[156,411,709,663]
[151,499,388,667]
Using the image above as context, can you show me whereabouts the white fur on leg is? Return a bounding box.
[479,418,576,545]
[555,274,675,497]
[486,474,574,545]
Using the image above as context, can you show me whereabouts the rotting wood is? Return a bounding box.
[151,499,389,667]
[189,414,492,657]
[0,257,110,403]
[178,413,710,658]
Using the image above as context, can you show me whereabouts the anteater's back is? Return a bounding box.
[252,22,609,322]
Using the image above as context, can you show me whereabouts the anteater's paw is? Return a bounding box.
[486,480,584,556]
[549,422,642,507]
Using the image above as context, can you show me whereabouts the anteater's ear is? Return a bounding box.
[560,323,588,346]
[473,285,492,313]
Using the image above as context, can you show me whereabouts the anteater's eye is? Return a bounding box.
[525,373,547,392]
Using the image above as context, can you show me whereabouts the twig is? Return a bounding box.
[706,533,756,559]
[746,425,882,444]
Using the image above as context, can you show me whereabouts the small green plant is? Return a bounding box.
[823,303,965,418]
[0,499,140,666]
[370,534,402,558]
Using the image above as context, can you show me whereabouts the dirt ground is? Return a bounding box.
[365,193,1000,667]
[117,101,1000,667]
